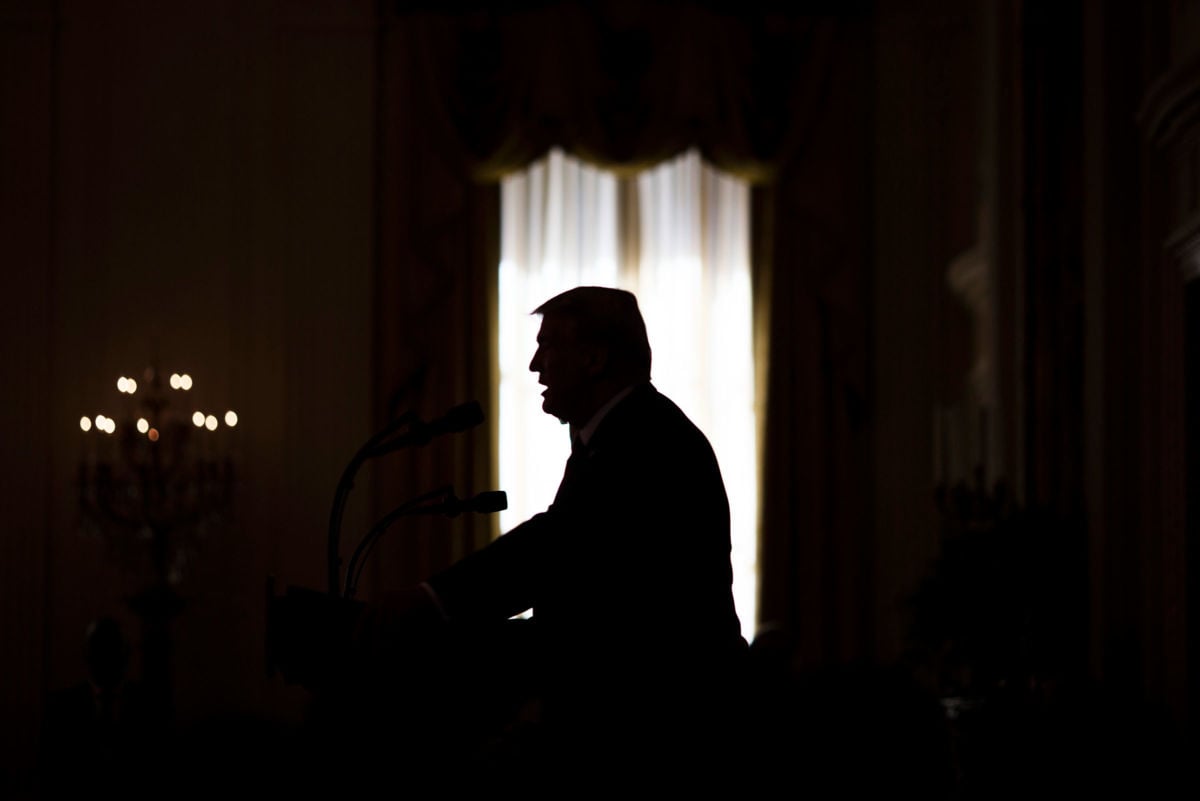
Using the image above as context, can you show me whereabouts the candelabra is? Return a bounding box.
[77,363,238,725]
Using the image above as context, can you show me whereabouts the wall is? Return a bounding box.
[870,0,990,662]
[0,0,376,790]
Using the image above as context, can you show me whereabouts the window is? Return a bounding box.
[499,148,758,640]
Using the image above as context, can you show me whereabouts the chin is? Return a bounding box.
[540,397,570,424]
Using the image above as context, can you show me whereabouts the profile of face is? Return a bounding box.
[528,314,597,425]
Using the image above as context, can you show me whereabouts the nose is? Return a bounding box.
[529,346,542,373]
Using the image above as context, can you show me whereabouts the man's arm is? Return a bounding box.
[351,510,550,660]
[425,512,549,621]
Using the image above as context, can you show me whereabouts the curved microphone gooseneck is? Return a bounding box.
[327,411,417,596]
[326,401,484,596]
[342,484,453,599]
[344,488,507,601]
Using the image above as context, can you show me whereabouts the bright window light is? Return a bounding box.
[499,148,758,640]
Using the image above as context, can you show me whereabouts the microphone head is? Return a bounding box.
[434,400,485,435]
[372,401,484,455]
[468,490,507,514]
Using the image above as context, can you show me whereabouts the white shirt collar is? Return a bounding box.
[570,384,637,448]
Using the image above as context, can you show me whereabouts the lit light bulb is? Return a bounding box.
[180,374,193,391]
[126,378,137,394]
[224,410,238,427]
[117,377,129,393]
[137,418,149,434]
[102,418,115,434]
[80,416,92,432]
[170,373,182,390]
[94,415,106,430]
[205,415,218,431]
[192,412,205,427]
[148,428,159,442]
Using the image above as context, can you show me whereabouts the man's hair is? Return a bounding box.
[534,286,652,381]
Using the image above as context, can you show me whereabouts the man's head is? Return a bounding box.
[528,286,652,426]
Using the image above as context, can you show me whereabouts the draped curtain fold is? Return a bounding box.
[376,1,871,661]
[407,4,836,182]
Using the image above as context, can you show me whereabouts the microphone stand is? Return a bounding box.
[270,399,494,691]
[327,411,418,596]
[343,485,452,600]
[344,488,507,600]
[326,401,485,596]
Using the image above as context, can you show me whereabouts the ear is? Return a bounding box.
[582,343,609,378]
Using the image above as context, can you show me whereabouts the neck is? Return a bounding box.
[572,380,622,426]
[570,382,643,443]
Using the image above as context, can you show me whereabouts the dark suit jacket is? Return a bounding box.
[429,382,746,743]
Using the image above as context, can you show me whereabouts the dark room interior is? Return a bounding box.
[3,0,1198,796]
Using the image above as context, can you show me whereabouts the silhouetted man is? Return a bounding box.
[363,286,747,784]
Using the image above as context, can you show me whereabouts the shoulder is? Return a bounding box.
[598,384,717,461]
[607,383,689,429]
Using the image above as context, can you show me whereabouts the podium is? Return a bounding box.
[265,583,542,787]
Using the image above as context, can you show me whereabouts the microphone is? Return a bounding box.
[327,400,484,596]
[428,400,486,436]
[434,489,508,518]
[369,400,484,456]
[343,488,508,599]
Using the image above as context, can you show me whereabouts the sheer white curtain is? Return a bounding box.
[499,148,758,640]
